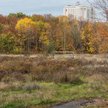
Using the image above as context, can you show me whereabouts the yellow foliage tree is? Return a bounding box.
[15,17,36,33]
[81,22,97,53]
[15,18,37,54]
[35,21,50,46]
[15,18,51,53]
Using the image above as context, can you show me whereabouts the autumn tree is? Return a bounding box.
[16,17,51,54]
[95,22,108,53]
[32,15,45,22]
[8,12,26,18]
[0,33,16,53]
[55,16,73,52]
[0,13,107,54]
[81,22,97,53]
[16,17,36,54]
[0,23,3,34]
[71,20,82,52]
[35,21,51,53]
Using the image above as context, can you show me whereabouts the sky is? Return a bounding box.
[0,0,88,16]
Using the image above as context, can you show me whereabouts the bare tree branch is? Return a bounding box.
[87,0,108,21]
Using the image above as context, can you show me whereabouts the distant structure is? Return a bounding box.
[63,2,95,21]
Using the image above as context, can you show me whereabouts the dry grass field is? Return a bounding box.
[0,54,108,108]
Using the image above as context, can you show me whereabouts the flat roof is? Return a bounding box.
[65,5,91,9]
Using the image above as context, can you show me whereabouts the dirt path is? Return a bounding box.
[52,102,81,108]
[0,54,108,60]
[52,99,108,108]
[52,100,92,108]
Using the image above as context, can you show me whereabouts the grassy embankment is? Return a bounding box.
[0,55,108,108]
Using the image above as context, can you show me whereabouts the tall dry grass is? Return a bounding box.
[0,56,108,84]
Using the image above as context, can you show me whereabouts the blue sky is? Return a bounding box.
[0,0,88,16]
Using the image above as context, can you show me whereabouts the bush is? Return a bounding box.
[0,33,16,54]
[0,56,107,84]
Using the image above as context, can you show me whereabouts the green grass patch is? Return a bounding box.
[0,82,108,108]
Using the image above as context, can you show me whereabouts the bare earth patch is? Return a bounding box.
[52,99,108,108]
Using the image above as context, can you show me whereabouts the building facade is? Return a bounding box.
[63,3,95,21]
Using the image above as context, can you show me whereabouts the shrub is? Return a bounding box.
[0,33,16,54]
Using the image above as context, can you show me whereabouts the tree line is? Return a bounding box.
[0,12,108,54]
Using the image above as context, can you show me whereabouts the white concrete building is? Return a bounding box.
[63,3,95,21]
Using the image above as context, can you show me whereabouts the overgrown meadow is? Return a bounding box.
[0,55,108,108]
